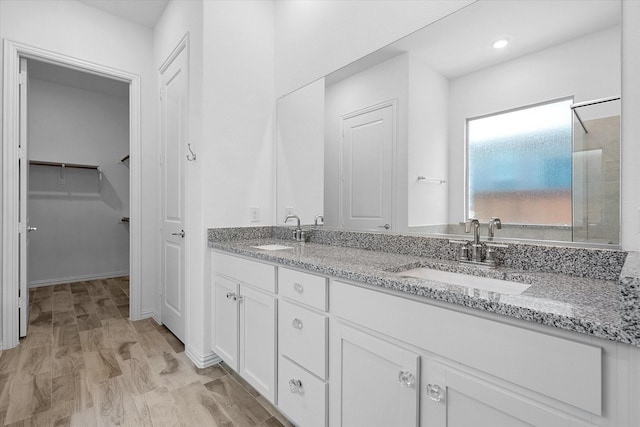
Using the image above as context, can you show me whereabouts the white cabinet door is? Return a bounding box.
[213,275,239,369]
[422,361,588,427]
[239,285,277,402]
[331,322,420,427]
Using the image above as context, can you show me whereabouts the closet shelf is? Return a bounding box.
[29,160,100,170]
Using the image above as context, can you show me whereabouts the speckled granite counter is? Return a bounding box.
[208,227,640,347]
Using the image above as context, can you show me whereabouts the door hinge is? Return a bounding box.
[18,71,27,85]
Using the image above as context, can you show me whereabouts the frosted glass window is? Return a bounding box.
[467,99,572,225]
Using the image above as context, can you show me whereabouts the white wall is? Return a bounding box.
[0,0,156,347]
[153,0,275,364]
[27,77,130,285]
[277,78,325,226]
[447,26,621,226]
[153,0,207,363]
[621,0,640,251]
[274,0,474,97]
[408,54,449,227]
[324,54,409,231]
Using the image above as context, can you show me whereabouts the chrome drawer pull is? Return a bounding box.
[293,282,304,293]
[289,379,303,394]
[292,318,303,330]
[398,370,415,388]
[426,384,444,402]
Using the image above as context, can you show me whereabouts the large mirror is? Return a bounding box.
[276,0,621,245]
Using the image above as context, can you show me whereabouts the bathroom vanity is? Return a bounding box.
[209,227,640,427]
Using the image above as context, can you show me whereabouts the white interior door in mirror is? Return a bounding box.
[276,79,325,225]
[341,103,394,231]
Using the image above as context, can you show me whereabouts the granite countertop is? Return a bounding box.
[210,236,640,347]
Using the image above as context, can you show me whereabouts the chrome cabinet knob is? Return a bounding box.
[426,384,444,402]
[293,282,304,293]
[398,371,415,387]
[289,379,303,394]
[378,224,391,230]
[292,318,303,330]
[226,292,235,300]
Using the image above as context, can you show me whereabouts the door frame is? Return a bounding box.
[2,39,143,349]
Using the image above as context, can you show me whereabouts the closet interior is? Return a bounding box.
[26,59,131,289]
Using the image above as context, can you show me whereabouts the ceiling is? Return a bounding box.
[394,0,621,79]
[328,0,621,83]
[78,0,169,29]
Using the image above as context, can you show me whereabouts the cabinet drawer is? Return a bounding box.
[279,300,328,379]
[213,251,275,293]
[278,355,327,427]
[279,267,328,311]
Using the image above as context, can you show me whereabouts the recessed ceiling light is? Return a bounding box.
[493,39,509,49]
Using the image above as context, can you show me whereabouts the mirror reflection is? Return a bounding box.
[276,0,621,245]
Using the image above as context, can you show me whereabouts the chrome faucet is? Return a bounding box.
[284,214,306,241]
[488,217,502,238]
[314,214,324,226]
[451,217,507,268]
[284,214,301,230]
[465,218,481,244]
[464,218,482,262]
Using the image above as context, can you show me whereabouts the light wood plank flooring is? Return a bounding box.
[0,277,293,427]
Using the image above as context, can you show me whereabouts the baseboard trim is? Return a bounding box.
[139,308,161,324]
[28,271,130,288]
[185,345,221,369]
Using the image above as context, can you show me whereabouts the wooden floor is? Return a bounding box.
[0,277,293,427]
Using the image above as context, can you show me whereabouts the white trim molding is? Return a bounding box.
[185,345,221,369]
[1,39,143,349]
[28,271,130,288]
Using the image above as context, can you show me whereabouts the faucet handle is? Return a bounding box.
[464,218,479,233]
[449,239,470,261]
[488,217,502,238]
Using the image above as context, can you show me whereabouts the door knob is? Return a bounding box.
[27,226,37,232]
[378,224,391,230]
[171,229,185,238]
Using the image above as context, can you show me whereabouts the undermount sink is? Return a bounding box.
[397,268,531,295]
[252,244,294,251]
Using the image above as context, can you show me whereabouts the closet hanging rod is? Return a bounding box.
[29,160,100,170]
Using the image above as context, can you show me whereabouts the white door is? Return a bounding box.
[212,275,239,369]
[239,285,276,402]
[341,104,394,231]
[422,361,576,427]
[18,57,32,337]
[159,45,188,341]
[332,323,420,427]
